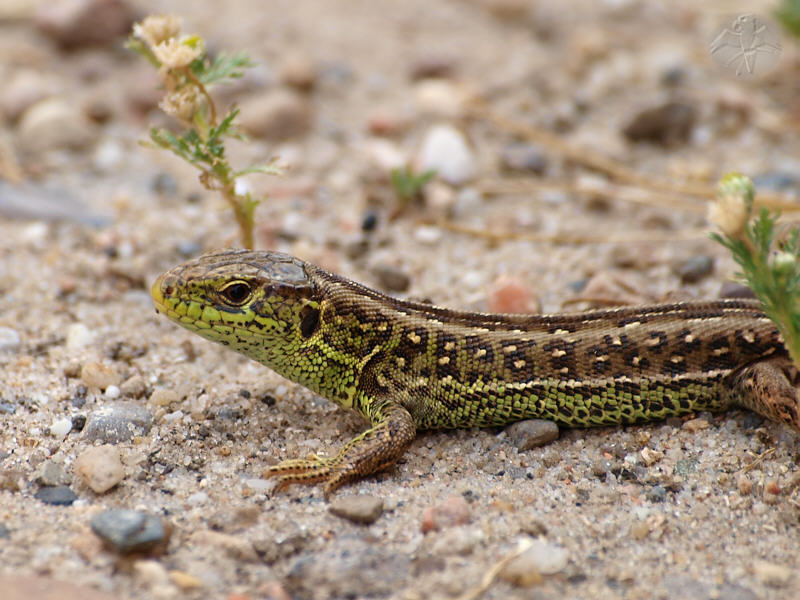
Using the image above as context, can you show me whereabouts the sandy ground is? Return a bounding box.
[2,1,800,599]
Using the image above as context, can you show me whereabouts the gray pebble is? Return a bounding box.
[34,486,77,506]
[675,255,714,284]
[90,509,166,554]
[329,495,384,524]
[0,522,9,539]
[0,327,20,352]
[0,402,16,415]
[622,101,696,147]
[372,263,411,292]
[238,90,312,141]
[37,461,71,487]
[719,281,756,299]
[286,538,409,599]
[646,485,667,503]
[119,375,147,399]
[83,402,153,443]
[500,538,570,585]
[500,142,548,175]
[505,419,559,451]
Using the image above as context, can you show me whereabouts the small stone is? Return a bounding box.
[119,375,147,398]
[80,361,119,390]
[74,445,124,493]
[34,0,135,49]
[0,327,21,351]
[674,255,714,284]
[372,263,411,292]
[0,469,25,492]
[763,479,781,504]
[1,70,54,123]
[488,275,540,314]
[133,560,170,588]
[410,55,457,80]
[499,539,569,585]
[238,90,312,140]
[37,461,71,486]
[413,80,467,118]
[104,385,121,399]
[622,101,697,147]
[505,420,559,451]
[682,417,710,432]
[737,474,753,495]
[645,485,667,503]
[17,98,98,153]
[719,281,756,299]
[640,447,664,466]
[417,125,476,185]
[630,520,650,540]
[421,495,471,532]
[0,523,9,539]
[50,417,73,439]
[413,225,442,244]
[500,143,548,175]
[169,570,203,590]
[35,486,78,505]
[752,560,792,587]
[329,495,384,524]
[280,54,317,92]
[66,323,94,349]
[148,388,178,407]
[90,509,167,554]
[83,402,154,443]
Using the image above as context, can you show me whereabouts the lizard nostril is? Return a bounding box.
[164,285,174,296]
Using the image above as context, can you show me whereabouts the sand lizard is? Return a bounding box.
[151,248,800,496]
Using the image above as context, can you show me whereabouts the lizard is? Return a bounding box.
[151,248,800,497]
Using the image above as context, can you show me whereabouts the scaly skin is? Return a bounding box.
[151,249,800,496]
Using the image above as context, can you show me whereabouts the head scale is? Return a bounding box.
[151,249,321,365]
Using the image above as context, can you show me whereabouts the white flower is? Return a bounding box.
[133,15,181,49]
[152,38,203,70]
[159,87,200,121]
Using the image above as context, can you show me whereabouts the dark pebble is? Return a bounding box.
[361,211,378,232]
[752,172,799,193]
[261,393,277,407]
[719,281,756,299]
[500,142,548,175]
[0,522,10,539]
[622,101,696,147]
[675,255,714,283]
[372,263,411,292]
[90,509,167,554]
[217,406,241,420]
[238,388,251,399]
[71,414,87,432]
[35,486,77,506]
[505,419,559,451]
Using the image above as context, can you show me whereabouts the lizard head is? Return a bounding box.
[151,249,322,364]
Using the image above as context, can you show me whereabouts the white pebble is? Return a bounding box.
[414,225,442,244]
[74,445,125,493]
[243,478,273,493]
[0,327,21,351]
[163,410,184,422]
[105,385,121,399]
[417,125,476,185]
[50,417,72,439]
[186,492,209,505]
[66,323,94,349]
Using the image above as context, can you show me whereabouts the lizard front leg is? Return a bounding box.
[266,399,416,497]
[726,357,800,433]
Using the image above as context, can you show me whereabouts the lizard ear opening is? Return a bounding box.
[299,304,320,338]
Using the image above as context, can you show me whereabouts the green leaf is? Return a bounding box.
[233,163,283,178]
[198,52,256,86]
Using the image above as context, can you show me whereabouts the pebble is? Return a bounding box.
[74,445,124,493]
[630,520,650,540]
[37,461,71,486]
[763,479,781,504]
[0,469,25,492]
[80,361,119,390]
[34,485,78,505]
[66,323,94,349]
[133,559,170,588]
[752,560,792,586]
[499,538,569,585]
[645,485,667,503]
[0,523,9,539]
[719,281,756,299]
[252,523,309,564]
[104,385,121,399]
[500,142,548,175]
[50,417,73,438]
[416,125,476,185]
[420,495,471,532]
[279,54,317,92]
[410,54,457,80]
[487,275,541,314]
[413,80,467,118]
[0,575,118,600]
[640,447,664,466]
[82,402,154,443]
[90,509,168,554]
[372,263,411,292]
[286,538,409,598]
[34,0,135,49]
[119,375,147,398]
[1,70,54,123]
[238,90,313,140]
[329,494,384,524]
[148,388,179,407]
[0,327,21,352]
[17,98,98,152]
[674,255,714,284]
[413,225,442,244]
[505,420,559,451]
[622,101,696,147]
[169,570,203,590]
[682,417,710,432]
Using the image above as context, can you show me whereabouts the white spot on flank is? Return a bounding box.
[503,345,517,353]
[552,348,567,357]
[712,347,729,356]
[684,333,695,343]
[742,330,756,343]
[670,355,684,363]
[444,341,455,351]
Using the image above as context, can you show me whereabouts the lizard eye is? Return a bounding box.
[220,281,252,306]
